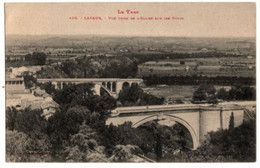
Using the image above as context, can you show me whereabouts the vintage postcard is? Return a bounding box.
[4,2,256,163]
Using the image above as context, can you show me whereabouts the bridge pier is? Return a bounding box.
[93,84,101,96]
[52,82,58,89]
[116,82,123,94]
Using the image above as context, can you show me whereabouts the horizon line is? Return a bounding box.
[5,34,255,39]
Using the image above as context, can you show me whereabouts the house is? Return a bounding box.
[41,101,59,119]
[33,88,46,97]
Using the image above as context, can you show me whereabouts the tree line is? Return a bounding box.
[24,52,47,65]
[192,84,256,104]
[143,75,255,86]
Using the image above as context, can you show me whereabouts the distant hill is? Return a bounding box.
[5,35,255,52]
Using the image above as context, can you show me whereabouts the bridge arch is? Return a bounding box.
[100,85,113,96]
[131,82,139,87]
[112,82,116,92]
[132,114,199,150]
[95,83,118,98]
[122,82,130,89]
[107,82,111,91]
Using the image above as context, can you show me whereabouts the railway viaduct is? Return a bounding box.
[38,78,143,98]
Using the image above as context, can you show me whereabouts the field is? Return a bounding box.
[142,85,197,103]
[138,57,255,78]
[142,85,233,104]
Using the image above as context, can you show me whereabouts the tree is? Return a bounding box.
[216,88,229,100]
[109,144,142,162]
[6,130,51,162]
[86,94,116,113]
[6,130,29,162]
[64,123,107,162]
[6,107,19,131]
[6,107,48,140]
[192,84,217,104]
[229,112,234,131]
[118,84,164,106]
[40,82,56,95]
[47,106,90,150]
[25,52,47,65]
[77,58,97,78]
[192,86,206,103]
[22,72,37,89]
[155,132,162,161]
[228,85,256,101]
[6,107,52,158]
[180,61,185,65]
[13,108,47,136]
[170,118,256,162]
[53,83,94,106]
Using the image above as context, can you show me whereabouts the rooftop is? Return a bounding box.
[6,77,24,81]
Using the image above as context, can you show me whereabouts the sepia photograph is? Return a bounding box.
[3,1,256,164]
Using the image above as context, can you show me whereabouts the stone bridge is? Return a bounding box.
[106,101,256,150]
[37,78,143,98]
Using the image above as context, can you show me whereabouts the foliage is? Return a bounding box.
[98,122,139,154]
[6,104,256,162]
[109,144,142,162]
[229,112,234,130]
[46,106,89,150]
[143,75,255,86]
[6,130,51,162]
[118,83,164,106]
[192,84,217,104]
[6,62,256,163]
[99,120,193,162]
[37,56,138,78]
[60,59,97,78]
[6,130,30,162]
[6,107,47,137]
[22,72,37,89]
[52,83,116,114]
[155,132,162,161]
[86,94,116,113]
[42,82,117,157]
[40,81,56,95]
[216,85,256,101]
[53,83,94,106]
[64,123,107,162]
[6,107,51,162]
[25,52,47,65]
[216,88,229,100]
[6,106,19,131]
[136,121,193,161]
[165,119,256,162]
[99,61,138,78]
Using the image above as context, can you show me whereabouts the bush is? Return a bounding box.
[118,84,164,106]
[192,84,217,104]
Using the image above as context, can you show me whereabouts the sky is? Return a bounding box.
[5,3,256,37]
